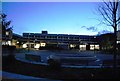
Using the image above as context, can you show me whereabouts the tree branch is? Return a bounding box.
[98,6,114,27]
[102,6,113,23]
[104,1,113,14]
[98,18,114,27]
[116,17,120,22]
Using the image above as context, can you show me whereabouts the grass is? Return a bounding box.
[2,56,120,80]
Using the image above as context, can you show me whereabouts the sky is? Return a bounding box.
[2,2,114,35]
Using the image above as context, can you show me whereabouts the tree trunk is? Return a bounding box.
[113,2,117,68]
[113,27,117,68]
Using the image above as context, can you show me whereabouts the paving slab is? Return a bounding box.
[0,71,60,81]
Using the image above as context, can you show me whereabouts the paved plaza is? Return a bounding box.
[2,50,120,80]
[15,50,120,67]
[0,71,61,80]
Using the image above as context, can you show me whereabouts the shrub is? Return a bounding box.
[47,59,61,70]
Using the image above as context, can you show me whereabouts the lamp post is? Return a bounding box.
[34,39,37,50]
[94,36,96,54]
[28,33,30,52]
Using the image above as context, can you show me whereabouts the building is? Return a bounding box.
[2,30,12,45]
[2,31,24,46]
[1,30,100,51]
[12,33,24,48]
[22,31,100,50]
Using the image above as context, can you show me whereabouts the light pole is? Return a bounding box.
[34,39,37,50]
[28,33,30,52]
[94,36,96,54]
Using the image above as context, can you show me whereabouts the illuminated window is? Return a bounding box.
[23,44,27,48]
[8,41,11,45]
[79,45,86,50]
[90,45,94,50]
[40,43,46,47]
[34,44,40,48]
[117,41,120,44]
[17,41,19,44]
[95,45,100,50]
[6,32,9,35]
[70,44,76,48]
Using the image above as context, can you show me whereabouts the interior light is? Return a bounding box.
[40,43,46,47]
[23,44,27,48]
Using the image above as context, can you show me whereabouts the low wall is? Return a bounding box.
[60,57,97,66]
[25,54,41,62]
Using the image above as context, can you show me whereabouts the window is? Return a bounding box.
[6,32,9,35]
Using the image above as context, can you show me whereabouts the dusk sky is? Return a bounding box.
[2,2,114,35]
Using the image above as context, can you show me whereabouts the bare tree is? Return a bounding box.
[98,0,120,68]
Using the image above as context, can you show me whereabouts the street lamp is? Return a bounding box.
[34,39,37,49]
[94,36,96,54]
[28,33,30,52]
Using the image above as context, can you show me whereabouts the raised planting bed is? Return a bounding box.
[25,54,41,62]
[47,54,100,66]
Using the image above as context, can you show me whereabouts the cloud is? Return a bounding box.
[86,26,98,32]
[81,26,98,32]
[81,26,112,35]
[81,26,86,28]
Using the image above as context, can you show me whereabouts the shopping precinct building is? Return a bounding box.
[22,31,100,50]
